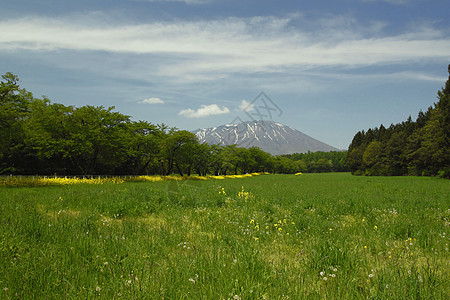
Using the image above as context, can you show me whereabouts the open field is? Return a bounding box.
[0,173,449,299]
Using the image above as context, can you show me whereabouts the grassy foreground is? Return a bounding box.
[0,173,449,299]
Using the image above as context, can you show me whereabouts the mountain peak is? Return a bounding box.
[192,120,338,155]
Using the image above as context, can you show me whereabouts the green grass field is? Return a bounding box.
[1,173,449,299]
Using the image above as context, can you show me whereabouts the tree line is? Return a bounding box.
[279,151,348,173]
[1,72,347,176]
[347,65,450,178]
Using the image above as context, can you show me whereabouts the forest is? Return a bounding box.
[347,65,450,178]
[0,72,346,176]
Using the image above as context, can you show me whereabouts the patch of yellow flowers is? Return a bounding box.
[1,172,269,187]
[248,217,296,242]
[0,176,124,187]
[238,186,254,201]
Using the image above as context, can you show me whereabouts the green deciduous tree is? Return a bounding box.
[120,120,159,175]
[0,73,34,173]
[163,130,198,176]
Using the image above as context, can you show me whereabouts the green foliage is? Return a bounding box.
[0,72,34,173]
[285,150,348,173]
[348,65,450,177]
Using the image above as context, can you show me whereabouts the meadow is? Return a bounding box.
[0,173,448,299]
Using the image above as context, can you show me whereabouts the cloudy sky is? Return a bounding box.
[1,0,449,149]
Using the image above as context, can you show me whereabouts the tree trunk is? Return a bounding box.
[166,158,174,175]
[88,148,99,175]
[159,159,165,176]
[175,163,183,177]
[195,166,202,176]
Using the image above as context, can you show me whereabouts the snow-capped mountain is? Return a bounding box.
[192,120,339,155]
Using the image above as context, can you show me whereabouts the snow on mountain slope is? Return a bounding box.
[192,120,339,155]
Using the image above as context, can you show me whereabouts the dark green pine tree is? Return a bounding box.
[349,65,450,177]
[418,65,450,177]
[405,65,450,177]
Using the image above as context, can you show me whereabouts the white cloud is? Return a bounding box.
[361,0,409,4]
[138,0,209,3]
[146,0,210,3]
[178,104,230,118]
[0,14,448,85]
[239,100,254,112]
[139,97,164,104]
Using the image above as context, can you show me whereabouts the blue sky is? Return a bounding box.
[1,0,449,149]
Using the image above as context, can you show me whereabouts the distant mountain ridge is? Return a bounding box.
[192,120,339,155]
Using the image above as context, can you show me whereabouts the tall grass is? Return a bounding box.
[0,173,448,299]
